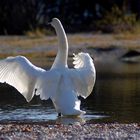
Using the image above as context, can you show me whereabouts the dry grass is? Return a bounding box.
[0,34,140,49]
[0,33,140,60]
[113,32,140,40]
[0,36,57,48]
[25,28,55,38]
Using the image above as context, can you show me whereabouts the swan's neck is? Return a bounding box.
[52,22,68,69]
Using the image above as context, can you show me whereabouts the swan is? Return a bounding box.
[0,18,96,116]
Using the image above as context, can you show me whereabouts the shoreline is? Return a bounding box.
[0,122,140,139]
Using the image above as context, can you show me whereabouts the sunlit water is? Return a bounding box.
[0,60,140,124]
[0,104,108,124]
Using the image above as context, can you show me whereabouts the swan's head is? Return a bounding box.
[50,18,61,28]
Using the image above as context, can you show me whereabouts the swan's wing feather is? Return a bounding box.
[0,56,45,102]
[69,53,96,98]
[35,70,61,100]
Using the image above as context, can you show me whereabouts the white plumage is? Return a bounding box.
[0,18,96,116]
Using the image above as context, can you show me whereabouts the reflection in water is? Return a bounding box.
[56,116,86,124]
[84,77,140,123]
[0,61,140,123]
[84,61,140,123]
[0,104,107,124]
[0,106,56,122]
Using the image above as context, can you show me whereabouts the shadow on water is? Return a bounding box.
[0,58,140,124]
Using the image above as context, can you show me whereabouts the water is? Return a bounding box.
[0,60,139,124]
[85,73,140,123]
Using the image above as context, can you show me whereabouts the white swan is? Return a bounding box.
[0,18,96,116]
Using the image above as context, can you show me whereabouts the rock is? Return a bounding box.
[121,50,140,63]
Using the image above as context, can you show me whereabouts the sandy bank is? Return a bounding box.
[0,123,140,139]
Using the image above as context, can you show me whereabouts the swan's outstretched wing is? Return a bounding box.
[0,56,46,102]
[69,52,96,98]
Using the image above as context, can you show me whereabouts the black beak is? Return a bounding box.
[91,56,95,60]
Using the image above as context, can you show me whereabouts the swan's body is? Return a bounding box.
[0,18,96,116]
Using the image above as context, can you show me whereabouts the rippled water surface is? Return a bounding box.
[0,60,140,124]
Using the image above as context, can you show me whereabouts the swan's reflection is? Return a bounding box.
[56,115,86,124]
